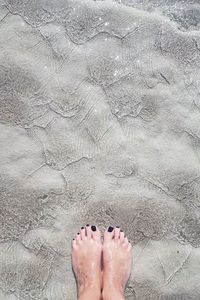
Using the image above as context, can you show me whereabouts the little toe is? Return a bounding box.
[123,237,129,246]
[104,226,114,242]
[128,241,132,251]
[114,226,120,240]
[86,224,92,239]
[72,238,77,248]
[91,225,101,242]
[80,226,86,240]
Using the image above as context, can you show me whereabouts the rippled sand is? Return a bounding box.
[0,0,200,299]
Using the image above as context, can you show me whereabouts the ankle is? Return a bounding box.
[79,289,101,300]
[102,287,125,300]
[78,283,101,300]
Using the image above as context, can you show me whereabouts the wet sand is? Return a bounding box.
[0,0,200,299]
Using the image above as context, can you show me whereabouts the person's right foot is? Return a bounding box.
[102,226,132,300]
[72,225,102,300]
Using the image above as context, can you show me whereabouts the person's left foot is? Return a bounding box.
[72,225,102,299]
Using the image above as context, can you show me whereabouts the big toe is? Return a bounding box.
[91,225,101,242]
[104,226,114,242]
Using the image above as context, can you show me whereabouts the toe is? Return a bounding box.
[128,241,132,251]
[120,229,125,241]
[72,238,77,248]
[76,232,81,242]
[104,226,114,242]
[123,237,129,246]
[91,225,101,242]
[114,226,120,240]
[86,224,92,239]
[80,226,86,240]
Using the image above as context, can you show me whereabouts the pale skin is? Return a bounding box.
[71,225,132,300]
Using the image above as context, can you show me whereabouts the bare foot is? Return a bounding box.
[72,225,102,300]
[102,226,132,300]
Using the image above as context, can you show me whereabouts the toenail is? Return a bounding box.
[108,226,113,232]
[86,224,90,226]
[73,238,75,240]
[116,226,119,228]
[81,226,84,229]
[91,225,96,231]
[77,233,80,235]
[120,229,123,232]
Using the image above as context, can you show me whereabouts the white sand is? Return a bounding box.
[0,0,200,299]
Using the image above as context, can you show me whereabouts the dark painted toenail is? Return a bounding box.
[108,226,113,232]
[120,229,123,232]
[81,227,84,229]
[73,238,75,240]
[77,233,80,235]
[86,224,90,226]
[91,225,96,231]
[116,226,119,228]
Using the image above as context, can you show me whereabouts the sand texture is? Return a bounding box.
[0,0,200,299]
